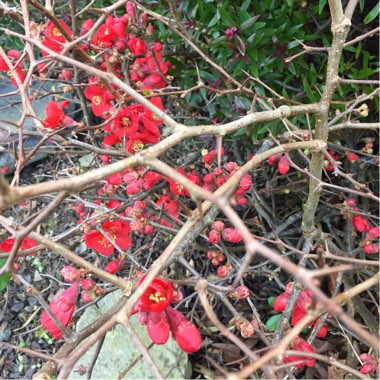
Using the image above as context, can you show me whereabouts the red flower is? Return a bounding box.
[84,219,131,256]
[104,258,124,274]
[352,215,371,232]
[165,307,203,353]
[0,57,26,86]
[91,16,128,48]
[43,101,74,129]
[128,37,147,55]
[41,281,79,340]
[42,20,72,54]
[283,337,316,369]
[136,276,173,313]
[147,311,170,344]
[84,84,113,117]
[166,168,190,196]
[0,237,38,256]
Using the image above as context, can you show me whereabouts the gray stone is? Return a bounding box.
[69,290,189,380]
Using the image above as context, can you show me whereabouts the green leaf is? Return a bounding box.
[318,0,327,14]
[208,11,220,27]
[265,314,282,332]
[240,16,260,31]
[267,296,276,307]
[0,259,12,292]
[217,5,235,27]
[364,3,380,24]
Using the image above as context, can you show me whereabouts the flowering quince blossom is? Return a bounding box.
[0,237,38,256]
[84,83,113,117]
[273,285,328,338]
[0,56,26,86]
[42,20,73,55]
[135,276,173,313]
[283,337,316,369]
[104,258,124,274]
[133,276,202,352]
[41,281,79,340]
[84,219,131,256]
[42,101,75,129]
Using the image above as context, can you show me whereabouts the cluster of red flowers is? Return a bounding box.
[341,199,379,255]
[359,353,379,375]
[273,283,328,338]
[201,151,253,205]
[284,337,316,369]
[133,276,203,353]
[208,220,242,244]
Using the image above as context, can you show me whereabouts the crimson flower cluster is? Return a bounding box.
[273,283,328,338]
[208,220,242,244]
[134,276,202,353]
[341,199,379,255]
[283,337,316,369]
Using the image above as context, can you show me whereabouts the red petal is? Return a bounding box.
[147,312,170,344]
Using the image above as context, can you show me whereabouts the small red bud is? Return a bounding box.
[217,265,230,278]
[277,155,290,175]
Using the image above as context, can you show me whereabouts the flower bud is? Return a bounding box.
[366,226,380,241]
[81,278,96,291]
[239,174,252,191]
[208,230,220,244]
[212,221,225,231]
[277,155,290,175]
[352,215,371,232]
[138,311,149,325]
[217,265,230,278]
[363,243,379,255]
[222,228,242,243]
[172,290,184,304]
[239,321,254,338]
[60,266,80,283]
[165,307,202,353]
[147,312,170,345]
[347,152,359,163]
[235,285,250,299]
[104,259,124,274]
[81,290,96,303]
[267,153,282,166]
[225,161,239,172]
